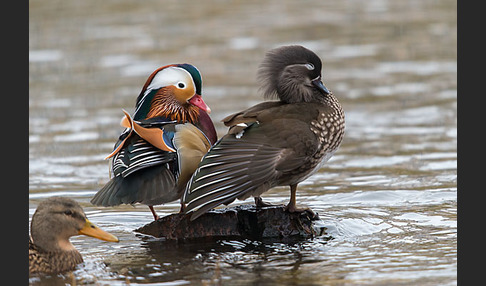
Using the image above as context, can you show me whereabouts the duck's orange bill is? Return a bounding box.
[78,219,119,242]
[189,94,211,114]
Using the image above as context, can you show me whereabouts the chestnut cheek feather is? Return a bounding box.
[173,84,196,105]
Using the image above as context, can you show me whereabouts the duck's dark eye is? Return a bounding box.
[178,82,185,88]
[64,210,73,216]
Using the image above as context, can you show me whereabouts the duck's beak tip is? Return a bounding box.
[312,77,330,95]
[79,219,119,243]
[189,94,211,114]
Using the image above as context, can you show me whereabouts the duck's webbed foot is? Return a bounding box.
[254,196,277,208]
[284,184,319,220]
[284,202,318,220]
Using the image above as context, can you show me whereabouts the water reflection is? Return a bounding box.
[102,235,334,285]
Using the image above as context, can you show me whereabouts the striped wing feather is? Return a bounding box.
[183,138,283,219]
[92,121,213,207]
[182,102,319,220]
[182,102,321,220]
[91,134,179,206]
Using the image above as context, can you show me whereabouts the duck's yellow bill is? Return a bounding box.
[78,219,119,242]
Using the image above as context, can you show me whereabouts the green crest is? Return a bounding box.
[178,63,202,95]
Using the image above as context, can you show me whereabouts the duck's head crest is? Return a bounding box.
[258,45,329,103]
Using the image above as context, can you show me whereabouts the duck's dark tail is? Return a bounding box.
[90,165,178,207]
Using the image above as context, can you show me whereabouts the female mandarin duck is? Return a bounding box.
[182,45,345,220]
[29,197,119,275]
[90,64,217,220]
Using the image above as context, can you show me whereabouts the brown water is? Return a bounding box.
[29,0,456,285]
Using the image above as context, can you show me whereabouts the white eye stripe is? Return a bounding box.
[146,67,191,92]
[305,63,314,70]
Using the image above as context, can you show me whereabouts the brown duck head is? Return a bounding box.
[258,45,330,104]
[30,197,118,253]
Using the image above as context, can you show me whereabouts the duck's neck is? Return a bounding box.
[31,232,76,253]
[57,238,77,252]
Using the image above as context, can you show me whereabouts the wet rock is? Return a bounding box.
[135,204,321,240]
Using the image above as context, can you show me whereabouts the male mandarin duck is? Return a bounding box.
[182,45,345,220]
[90,64,217,220]
[29,197,119,275]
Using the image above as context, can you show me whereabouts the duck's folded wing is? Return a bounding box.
[91,135,179,206]
[182,134,285,220]
[221,101,285,127]
[112,137,177,178]
[182,104,320,220]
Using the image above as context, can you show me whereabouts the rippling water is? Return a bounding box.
[29,0,456,285]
